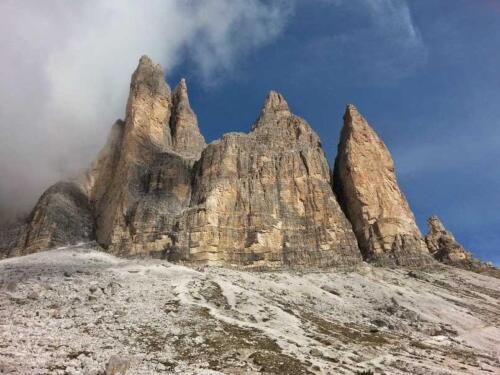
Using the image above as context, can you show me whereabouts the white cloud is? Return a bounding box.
[0,0,292,217]
[306,0,427,82]
[365,0,420,42]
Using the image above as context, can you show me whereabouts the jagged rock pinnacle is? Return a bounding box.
[129,55,170,99]
[263,90,290,112]
[6,55,498,277]
[425,216,472,263]
[252,90,291,130]
[138,54,153,66]
[172,78,190,113]
[344,104,362,123]
[333,104,431,266]
[170,78,206,159]
[123,56,173,157]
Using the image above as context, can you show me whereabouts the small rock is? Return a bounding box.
[4,281,17,292]
[105,355,130,375]
[320,285,341,297]
[371,318,388,328]
[309,348,323,357]
[27,291,39,300]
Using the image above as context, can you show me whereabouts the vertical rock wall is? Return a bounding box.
[172,92,361,268]
[9,55,495,271]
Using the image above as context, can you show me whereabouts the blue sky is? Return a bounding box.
[168,0,500,264]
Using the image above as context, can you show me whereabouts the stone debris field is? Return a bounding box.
[1,245,499,374]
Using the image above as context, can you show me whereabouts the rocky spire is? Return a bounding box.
[425,216,499,275]
[170,78,206,159]
[252,90,291,130]
[94,56,174,249]
[425,216,472,263]
[124,55,173,159]
[333,104,431,266]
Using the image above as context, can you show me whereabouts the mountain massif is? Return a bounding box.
[0,56,496,275]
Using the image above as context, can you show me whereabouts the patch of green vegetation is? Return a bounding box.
[174,305,312,373]
[129,324,169,353]
[301,312,391,346]
[196,280,231,309]
[249,351,313,375]
[410,340,434,350]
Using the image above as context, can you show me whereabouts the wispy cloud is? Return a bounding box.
[304,0,428,83]
[0,0,292,218]
[365,0,420,43]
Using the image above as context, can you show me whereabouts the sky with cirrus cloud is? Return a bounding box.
[0,0,499,264]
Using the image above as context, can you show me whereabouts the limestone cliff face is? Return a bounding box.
[333,105,432,266]
[93,56,173,251]
[6,56,495,272]
[173,92,361,268]
[91,57,203,255]
[13,182,95,255]
[170,79,206,159]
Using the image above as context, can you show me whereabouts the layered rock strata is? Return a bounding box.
[2,55,494,272]
[173,92,361,267]
[3,57,361,268]
[86,56,205,256]
[333,105,432,266]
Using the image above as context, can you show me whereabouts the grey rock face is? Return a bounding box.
[13,182,95,255]
[91,58,202,255]
[333,105,432,266]
[0,219,26,258]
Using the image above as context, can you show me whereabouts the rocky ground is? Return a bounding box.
[0,245,499,375]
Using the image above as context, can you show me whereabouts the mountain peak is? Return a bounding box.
[171,78,206,159]
[263,90,289,112]
[334,104,430,266]
[138,54,153,66]
[129,55,170,100]
[427,215,447,234]
[252,90,291,130]
[4,54,498,280]
[343,104,368,130]
[173,78,189,107]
